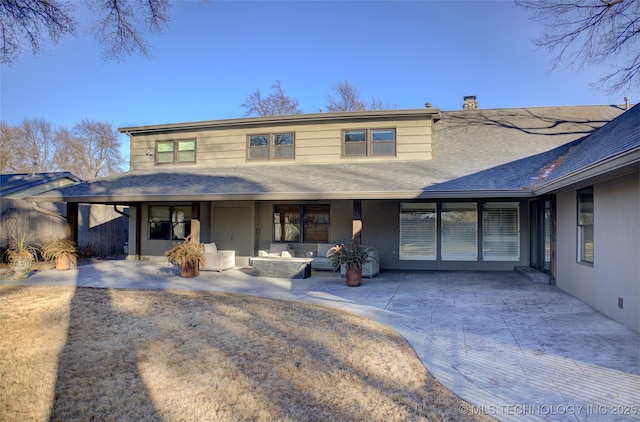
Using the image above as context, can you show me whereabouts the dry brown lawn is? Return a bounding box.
[0,285,494,421]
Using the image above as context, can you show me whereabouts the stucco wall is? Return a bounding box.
[556,172,640,333]
[134,198,532,273]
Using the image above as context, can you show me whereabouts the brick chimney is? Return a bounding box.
[463,95,478,110]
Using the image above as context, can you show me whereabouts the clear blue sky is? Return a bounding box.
[1,1,635,164]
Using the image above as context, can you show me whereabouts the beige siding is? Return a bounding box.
[129,115,435,170]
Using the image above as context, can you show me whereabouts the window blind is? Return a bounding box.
[441,202,477,261]
[399,203,436,260]
[483,202,520,261]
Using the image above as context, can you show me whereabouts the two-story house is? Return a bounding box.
[30,101,639,332]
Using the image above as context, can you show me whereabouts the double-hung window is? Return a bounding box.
[371,129,396,155]
[399,203,437,260]
[149,206,191,240]
[248,133,295,160]
[157,140,196,164]
[343,130,367,156]
[342,129,396,157]
[273,204,329,242]
[577,187,594,264]
[483,202,520,261]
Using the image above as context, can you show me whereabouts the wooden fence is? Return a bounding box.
[1,199,128,258]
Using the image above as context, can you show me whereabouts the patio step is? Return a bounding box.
[515,266,550,284]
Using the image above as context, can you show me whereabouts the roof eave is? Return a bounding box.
[0,173,82,197]
[534,146,640,195]
[119,108,442,136]
[27,188,535,203]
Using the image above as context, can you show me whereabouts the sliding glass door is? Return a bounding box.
[530,197,554,274]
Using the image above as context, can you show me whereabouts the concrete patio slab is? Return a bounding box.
[3,261,639,421]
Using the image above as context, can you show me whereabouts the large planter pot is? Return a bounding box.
[56,254,71,271]
[11,257,34,279]
[345,265,362,287]
[180,261,199,278]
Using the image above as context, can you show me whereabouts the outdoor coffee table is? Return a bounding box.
[249,257,313,279]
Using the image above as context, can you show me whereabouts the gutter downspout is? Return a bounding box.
[113,205,129,218]
[32,202,66,221]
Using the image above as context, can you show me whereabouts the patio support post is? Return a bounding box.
[135,204,142,260]
[352,200,362,245]
[191,202,201,243]
[65,202,79,244]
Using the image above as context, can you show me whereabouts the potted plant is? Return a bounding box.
[164,235,207,278]
[41,237,78,271]
[328,241,375,287]
[4,233,39,279]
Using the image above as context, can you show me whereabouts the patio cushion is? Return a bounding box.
[317,243,336,258]
[312,243,337,271]
[268,243,289,254]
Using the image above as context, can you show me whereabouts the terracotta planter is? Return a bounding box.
[180,261,199,278]
[56,254,71,271]
[345,265,362,287]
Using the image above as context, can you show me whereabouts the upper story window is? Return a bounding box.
[343,130,367,156]
[342,128,396,157]
[248,133,295,160]
[157,140,196,164]
[371,129,396,155]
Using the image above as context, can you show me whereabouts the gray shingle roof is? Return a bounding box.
[30,105,628,203]
[0,172,81,197]
[541,103,639,185]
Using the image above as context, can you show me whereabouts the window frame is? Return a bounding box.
[156,139,196,165]
[342,129,367,157]
[482,202,520,261]
[273,204,330,243]
[370,128,397,156]
[399,203,437,260]
[342,128,396,157]
[247,132,296,160]
[441,202,478,261]
[148,205,192,240]
[577,187,594,265]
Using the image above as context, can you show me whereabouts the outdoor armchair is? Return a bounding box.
[201,242,235,272]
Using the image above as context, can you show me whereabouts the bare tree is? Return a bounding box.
[325,80,391,112]
[90,0,170,61]
[9,118,62,173]
[59,119,125,180]
[0,0,171,65]
[241,81,302,117]
[0,0,75,65]
[1,118,125,179]
[517,0,640,94]
[0,121,16,172]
